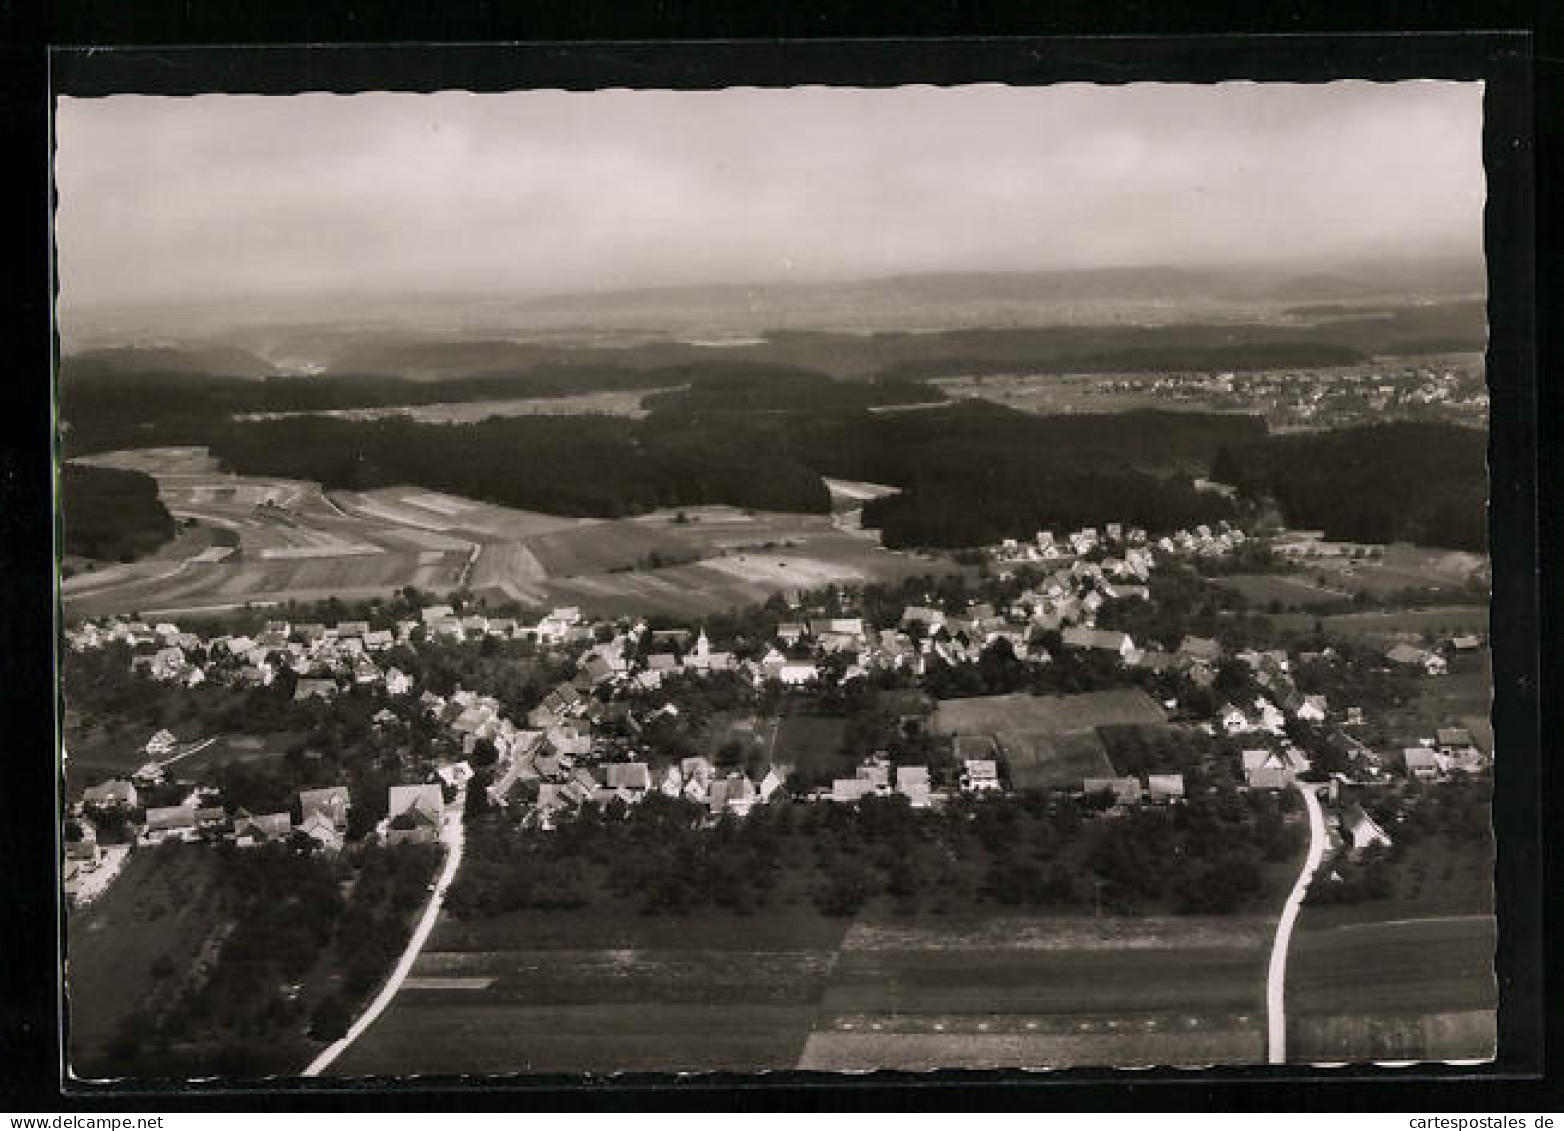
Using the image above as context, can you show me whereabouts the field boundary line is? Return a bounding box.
[303,791,467,1077]
[155,737,217,770]
[1266,783,1326,1064]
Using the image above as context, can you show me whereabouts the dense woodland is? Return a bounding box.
[1211,422,1488,551]
[61,334,1486,553]
[60,463,176,561]
[449,787,1303,921]
[209,413,834,517]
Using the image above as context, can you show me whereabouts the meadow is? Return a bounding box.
[62,450,962,622]
[328,909,1274,1077]
[1286,915,1496,1063]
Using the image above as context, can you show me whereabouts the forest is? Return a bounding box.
[60,463,175,561]
[192,400,1259,545]
[448,786,1303,921]
[208,413,834,517]
[1210,422,1488,550]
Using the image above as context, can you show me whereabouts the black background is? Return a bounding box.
[2,3,1558,1113]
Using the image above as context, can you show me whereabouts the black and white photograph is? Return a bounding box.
[50,57,1515,1083]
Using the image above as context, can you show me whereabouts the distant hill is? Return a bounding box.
[61,345,278,382]
[61,258,1488,350]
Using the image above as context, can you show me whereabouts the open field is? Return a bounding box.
[1301,542,1489,597]
[994,729,1117,790]
[933,689,1167,737]
[66,847,232,1076]
[1214,573,1350,609]
[932,692,1167,791]
[771,715,849,780]
[330,910,1274,1076]
[64,449,964,621]
[238,388,671,424]
[1268,606,1490,642]
[1372,663,1494,747]
[331,907,852,1076]
[1286,915,1496,1063]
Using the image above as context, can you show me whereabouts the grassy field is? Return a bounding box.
[1373,660,1493,746]
[521,523,702,576]
[929,692,1168,790]
[1287,807,1495,1066]
[243,388,664,426]
[331,906,852,1076]
[932,690,1167,737]
[1287,915,1496,1063]
[1214,573,1350,609]
[802,916,1271,1070]
[771,715,851,781]
[65,449,963,622]
[329,909,1274,1077]
[66,847,232,1077]
[993,729,1117,790]
[1268,606,1490,642]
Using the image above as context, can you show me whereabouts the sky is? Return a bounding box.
[54,81,1486,315]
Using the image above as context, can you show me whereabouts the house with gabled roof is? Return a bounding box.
[960,758,1002,793]
[385,802,441,845]
[1060,627,1137,660]
[1339,803,1393,853]
[81,779,138,811]
[1241,749,1294,790]
[388,783,444,825]
[894,765,932,808]
[233,809,292,847]
[605,762,651,792]
[1083,776,1144,807]
[1402,747,1444,781]
[1386,642,1429,667]
[1177,636,1223,665]
[299,785,352,831]
[298,811,343,852]
[294,677,338,702]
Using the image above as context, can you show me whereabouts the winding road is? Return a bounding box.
[1266,782,1328,1064]
[303,790,467,1077]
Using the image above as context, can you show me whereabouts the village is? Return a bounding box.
[1092,356,1489,431]
[61,512,1492,917]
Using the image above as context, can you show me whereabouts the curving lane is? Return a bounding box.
[303,789,466,1077]
[1266,782,1327,1064]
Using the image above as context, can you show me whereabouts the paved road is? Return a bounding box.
[1266,782,1327,1064]
[303,791,467,1077]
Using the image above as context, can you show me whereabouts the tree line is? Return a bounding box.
[1210,422,1488,551]
[60,463,175,562]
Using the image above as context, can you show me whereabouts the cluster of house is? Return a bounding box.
[63,605,605,700]
[1399,727,1487,781]
[820,755,933,807]
[68,774,451,883]
[989,520,1245,567]
[1115,362,1488,430]
[529,755,790,827]
[73,779,350,855]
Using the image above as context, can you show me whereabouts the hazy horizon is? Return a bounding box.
[55,81,1486,335]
